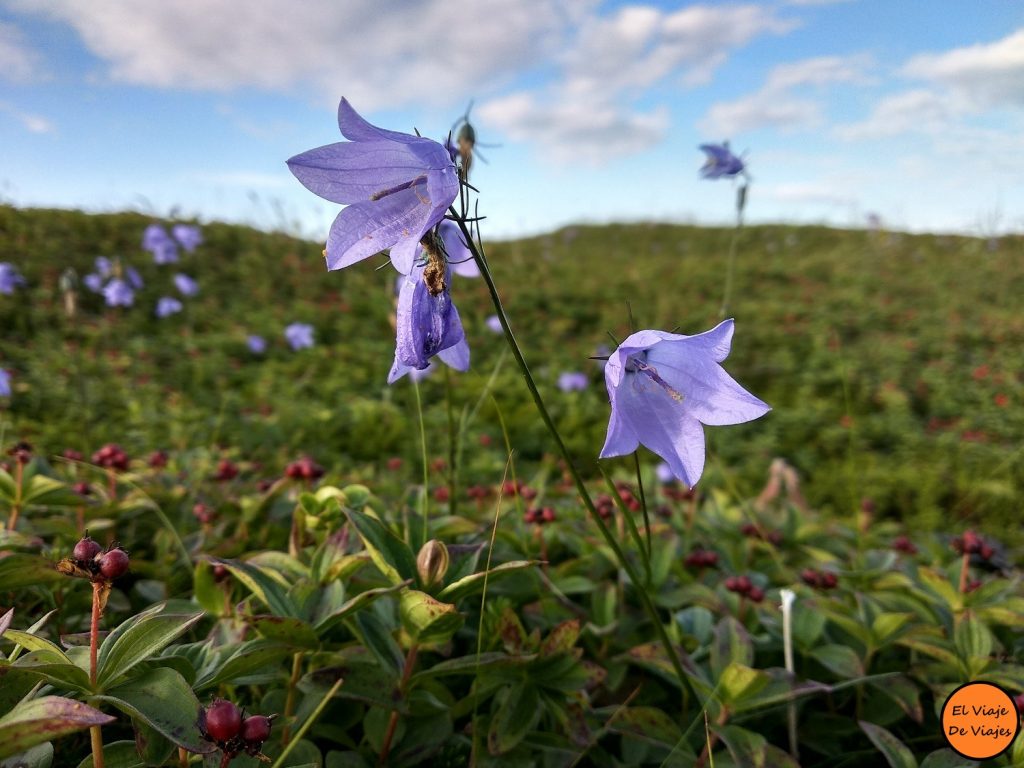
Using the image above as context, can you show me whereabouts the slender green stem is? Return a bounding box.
[281,651,304,745]
[718,187,745,319]
[450,209,692,696]
[270,677,343,768]
[412,378,429,549]
[379,643,419,765]
[444,366,458,517]
[598,467,651,587]
[633,453,652,559]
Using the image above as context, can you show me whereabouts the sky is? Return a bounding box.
[1,0,1023,241]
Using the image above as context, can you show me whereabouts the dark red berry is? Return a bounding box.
[820,571,838,590]
[73,482,91,496]
[520,486,537,501]
[800,568,821,588]
[148,450,168,469]
[98,548,130,580]
[8,442,33,464]
[240,714,272,743]
[747,586,765,603]
[386,457,403,471]
[63,449,84,462]
[979,543,994,561]
[1014,694,1024,715]
[213,459,239,482]
[73,536,102,564]
[204,699,242,742]
[892,535,917,554]
[524,508,538,524]
[540,507,555,523]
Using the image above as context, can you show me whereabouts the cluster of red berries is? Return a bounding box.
[800,568,838,590]
[724,575,765,602]
[193,503,215,525]
[285,456,324,481]
[7,441,33,464]
[595,494,616,520]
[92,444,129,471]
[501,480,536,501]
[952,530,994,561]
[662,486,696,503]
[466,484,492,501]
[740,523,783,546]
[891,535,918,555]
[71,535,130,581]
[524,507,556,525]
[213,459,240,482]
[684,549,719,569]
[200,699,274,760]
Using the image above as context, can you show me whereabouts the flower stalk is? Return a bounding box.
[90,580,105,768]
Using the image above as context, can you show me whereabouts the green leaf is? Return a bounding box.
[859,720,918,768]
[97,606,203,688]
[191,561,225,617]
[436,560,537,603]
[872,613,911,645]
[2,631,70,662]
[313,582,408,634]
[9,653,91,693]
[712,724,767,767]
[717,663,770,707]
[0,557,61,593]
[1,743,52,768]
[344,509,417,586]
[194,639,292,691]
[75,740,145,768]
[710,617,753,679]
[249,616,320,649]
[954,614,993,662]
[810,644,864,679]
[208,557,297,618]
[0,696,114,760]
[353,612,403,677]
[96,667,215,754]
[918,748,977,768]
[487,682,539,755]
[399,590,463,645]
[540,620,580,656]
[21,476,82,508]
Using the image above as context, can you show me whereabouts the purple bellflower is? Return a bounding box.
[143,224,179,264]
[94,256,112,277]
[485,315,503,334]
[436,220,479,279]
[103,278,135,307]
[172,224,203,252]
[126,266,144,290]
[155,297,183,318]
[285,322,315,351]
[287,98,460,275]
[600,319,769,488]
[0,263,25,294]
[388,237,469,383]
[0,368,10,398]
[174,273,199,297]
[558,371,588,392]
[247,335,267,354]
[699,142,745,180]
[83,273,104,293]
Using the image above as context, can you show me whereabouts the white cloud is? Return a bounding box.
[0,100,54,133]
[701,55,870,135]
[834,89,954,140]
[0,21,40,82]
[479,3,792,163]
[477,92,669,165]
[8,0,592,110]
[903,28,1024,109]
[767,182,856,207]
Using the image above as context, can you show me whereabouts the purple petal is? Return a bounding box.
[440,221,478,278]
[599,395,640,459]
[338,98,423,145]
[325,192,432,271]
[438,337,470,371]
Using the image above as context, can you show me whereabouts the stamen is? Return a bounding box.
[633,359,685,402]
[370,174,428,201]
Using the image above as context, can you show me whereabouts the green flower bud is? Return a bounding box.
[416,539,450,589]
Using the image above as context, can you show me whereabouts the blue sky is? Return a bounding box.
[1,0,1023,240]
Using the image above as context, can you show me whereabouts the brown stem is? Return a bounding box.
[90,580,105,768]
[379,644,419,765]
[178,746,189,768]
[958,551,970,594]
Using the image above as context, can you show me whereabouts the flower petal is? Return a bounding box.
[338,98,423,145]
[287,141,437,205]
[325,190,432,271]
[599,398,640,459]
[438,336,470,371]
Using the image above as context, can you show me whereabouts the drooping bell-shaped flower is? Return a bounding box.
[103,278,134,308]
[600,319,769,488]
[699,142,745,180]
[287,98,460,275]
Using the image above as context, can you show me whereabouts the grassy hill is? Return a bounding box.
[1,204,1021,532]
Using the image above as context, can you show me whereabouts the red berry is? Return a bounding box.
[748,586,765,603]
[541,507,555,523]
[98,548,130,580]
[148,450,168,469]
[820,572,838,590]
[73,536,102,564]
[800,568,821,588]
[241,714,272,744]
[204,699,242,742]
[73,482,92,496]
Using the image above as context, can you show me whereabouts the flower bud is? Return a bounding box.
[416,539,449,589]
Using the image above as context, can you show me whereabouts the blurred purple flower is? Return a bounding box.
[174,273,199,297]
[155,297,183,318]
[0,263,26,295]
[285,322,314,351]
[126,266,144,290]
[557,371,588,392]
[83,273,104,293]
[287,98,460,275]
[699,142,745,180]
[0,369,10,398]
[172,224,203,252]
[485,315,503,334]
[600,319,769,487]
[103,278,134,307]
[247,335,267,354]
[94,256,112,278]
[143,224,179,264]
[388,257,469,383]
[655,462,674,484]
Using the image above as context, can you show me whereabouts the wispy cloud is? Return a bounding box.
[0,100,54,133]
[0,21,40,82]
[701,55,871,135]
